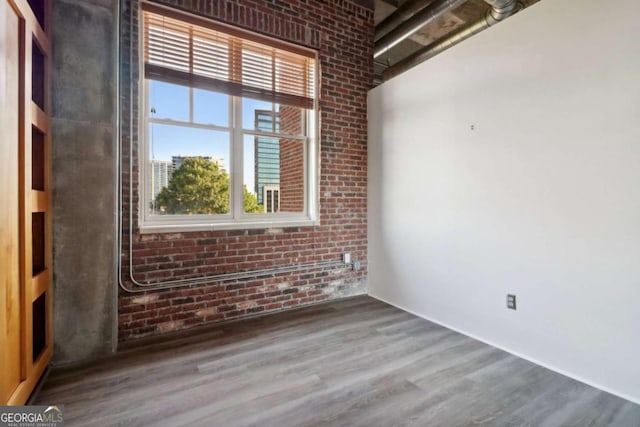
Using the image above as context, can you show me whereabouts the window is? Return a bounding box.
[264,186,280,213]
[139,4,318,232]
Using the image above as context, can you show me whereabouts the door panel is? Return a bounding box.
[0,0,23,403]
[2,0,51,405]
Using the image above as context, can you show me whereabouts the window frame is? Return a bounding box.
[137,3,320,233]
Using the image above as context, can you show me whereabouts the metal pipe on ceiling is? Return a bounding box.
[374,0,468,59]
[375,0,436,42]
[383,0,520,80]
[483,0,520,20]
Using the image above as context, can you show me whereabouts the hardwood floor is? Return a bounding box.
[35,296,640,426]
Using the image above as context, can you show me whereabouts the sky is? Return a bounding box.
[148,80,278,193]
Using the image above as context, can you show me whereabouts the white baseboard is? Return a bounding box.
[368,292,640,406]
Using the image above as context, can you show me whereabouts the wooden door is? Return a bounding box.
[0,0,23,403]
[1,0,52,405]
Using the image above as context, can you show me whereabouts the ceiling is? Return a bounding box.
[372,0,541,84]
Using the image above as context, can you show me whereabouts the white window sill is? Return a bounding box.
[138,218,320,234]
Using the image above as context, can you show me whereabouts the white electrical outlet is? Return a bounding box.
[343,253,351,265]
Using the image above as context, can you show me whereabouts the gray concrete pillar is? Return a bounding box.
[51,0,118,364]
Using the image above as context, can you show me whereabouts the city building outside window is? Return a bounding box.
[263,186,280,213]
[139,4,319,232]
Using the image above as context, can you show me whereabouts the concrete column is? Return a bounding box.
[51,0,118,364]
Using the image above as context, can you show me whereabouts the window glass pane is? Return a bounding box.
[243,135,304,214]
[242,99,306,136]
[149,123,230,215]
[193,89,229,126]
[32,42,45,110]
[32,212,45,275]
[243,98,275,131]
[32,127,45,191]
[276,104,304,136]
[148,80,189,122]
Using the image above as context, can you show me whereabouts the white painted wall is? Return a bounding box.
[368,0,640,404]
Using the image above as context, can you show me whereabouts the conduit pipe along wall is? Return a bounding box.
[384,0,519,79]
[375,0,436,42]
[374,0,467,59]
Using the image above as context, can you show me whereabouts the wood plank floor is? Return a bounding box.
[35,296,640,426]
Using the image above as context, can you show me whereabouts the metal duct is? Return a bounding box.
[375,0,435,42]
[483,0,520,21]
[374,0,467,59]
[383,0,520,80]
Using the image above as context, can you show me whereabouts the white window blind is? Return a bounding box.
[142,4,317,108]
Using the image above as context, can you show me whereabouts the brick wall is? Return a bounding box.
[118,0,373,341]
